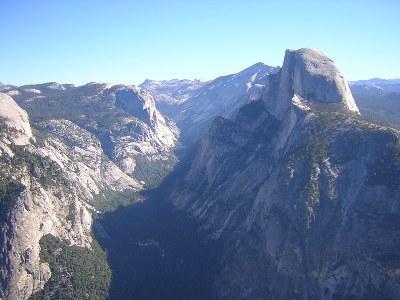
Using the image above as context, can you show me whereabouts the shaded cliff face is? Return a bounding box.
[173,49,400,299]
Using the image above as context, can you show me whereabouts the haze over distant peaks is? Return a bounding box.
[139,78,209,105]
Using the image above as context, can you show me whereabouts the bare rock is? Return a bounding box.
[0,93,33,145]
[264,48,359,120]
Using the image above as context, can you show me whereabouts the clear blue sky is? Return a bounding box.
[0,0,399,86]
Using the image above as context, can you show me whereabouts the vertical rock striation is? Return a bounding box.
[0,92,141,299]
[173,49,400,299]
[264,48,358,120]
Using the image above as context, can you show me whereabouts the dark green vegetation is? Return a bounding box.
[91,189,142,213]
[29,235,111,300]
[287,133,328,165]
[11,87,129,128]
[132,154,178,189]
[353,92,400,129]
[367,134,400,189]
[96,149,222,300]
[0,174,24,210]
[7,144,66,187]
[97,199,222,300]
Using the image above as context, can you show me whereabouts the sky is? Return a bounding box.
[0,0,399,86]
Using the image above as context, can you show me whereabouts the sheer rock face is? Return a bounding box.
[114,86,177,148]
[0,95,140,300]
[111,86,178,174]
[115,86,157,126]
[264,48,359,120]
[0,83,178,299]
[172,49,400,299]
[0,93,33,145]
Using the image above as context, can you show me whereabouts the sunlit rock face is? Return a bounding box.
[0,76,181,299]
[264,48,359,120]
[0,96,93,299]
[0,93,33,145]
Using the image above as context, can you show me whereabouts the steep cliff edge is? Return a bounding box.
[264,48,359,120]
[0,93,138,299]
[173,49,400,299]
[0,93,33,145]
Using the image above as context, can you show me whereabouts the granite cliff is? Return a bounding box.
[0,82,178,299]
[173,49,400,299]
[1,83,179,185]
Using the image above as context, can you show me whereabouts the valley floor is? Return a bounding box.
[96,186,222,299]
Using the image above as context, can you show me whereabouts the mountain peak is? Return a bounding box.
[236,62,278,78]
[264,48,359,119]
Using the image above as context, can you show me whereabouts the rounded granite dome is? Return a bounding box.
[263,48,359,119]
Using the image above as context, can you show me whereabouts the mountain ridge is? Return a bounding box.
[167,62,279,143]
[171,48,400,299]
[1,51,400,299]
[0,82,179,299]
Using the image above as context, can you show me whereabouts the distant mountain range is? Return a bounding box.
[349,79,400,129]
[349,78,400,94]
[139,78,209,105]
[140,71,400,140]
[141,63,279,143]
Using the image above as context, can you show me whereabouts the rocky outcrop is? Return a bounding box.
[0,93,33,145]
[115,86,158,126]
[0,94,141,299]
[1,83,179,179]
[264,48,359,120]
[109,86,178,174]
[37,119,141,199]
[172,49,400,299]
